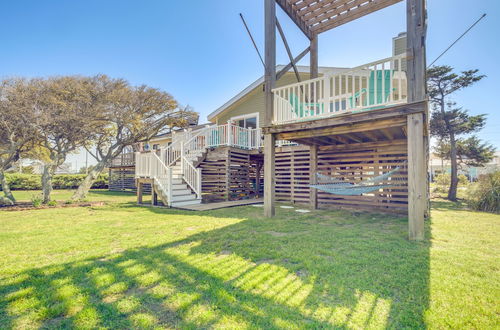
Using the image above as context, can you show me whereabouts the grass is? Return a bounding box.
[0,191,498,329]
[11,189,137,204]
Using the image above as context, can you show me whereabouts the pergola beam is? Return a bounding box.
[311,0,402,34]
[276,0,314,39]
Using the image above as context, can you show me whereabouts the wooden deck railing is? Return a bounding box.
[110,151,135,167]
[272,54,408,125]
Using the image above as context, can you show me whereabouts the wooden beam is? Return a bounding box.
[276,46,310,80]
[310,34,318,78]
[276,117,407,140]
[344,133,363,143]
[362,131,379,141]
[312,0,401,34]
[264,133,276,217]
[380,128,394,140]
[264,0,276,127]
[328,135,350,144]
[137,180,143,204]
[263,100,426,133]
[310,144,318,209]
[276,18,301,83]
[407,0,427,103]
[407,113,425,240]
[276,0,314,39]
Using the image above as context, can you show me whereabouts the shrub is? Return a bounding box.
[433,173,469,194]
[2,173,109,190]
[47,200,58,207]
[31,194,43,207]
[467,171,500,214]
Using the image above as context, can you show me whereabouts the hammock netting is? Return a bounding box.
[311,163,406,196]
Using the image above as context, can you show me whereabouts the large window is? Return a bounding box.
[232,113,259,129]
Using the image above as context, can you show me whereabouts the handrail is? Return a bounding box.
[181,154,202,199]
[272,54,408,125]
[135,151,173,206]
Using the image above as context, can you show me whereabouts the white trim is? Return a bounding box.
[230,112,260,128]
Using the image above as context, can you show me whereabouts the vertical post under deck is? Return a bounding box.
[137,180,143,204]
[309,35,319,210]
[264,133,276,217]
[310,144,318,209]
[264,0,276,217]
[407,0,427,240]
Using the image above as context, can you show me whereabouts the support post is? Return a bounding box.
[137,180,143,204]
[407,113,425,240]
[310,144,318,209]
[407,0,428,240]
[152,186,157,206]
[310,34,318,79]
[264,0,276,217]
[264,133,276,217]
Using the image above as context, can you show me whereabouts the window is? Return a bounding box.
[231,113,259,129]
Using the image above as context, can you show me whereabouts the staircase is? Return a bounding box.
[135,123,260,208]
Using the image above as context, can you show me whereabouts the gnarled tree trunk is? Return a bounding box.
[0,169,15,203]
[72,161,107,200]
[448,133,458,201]
[41,164,55,203]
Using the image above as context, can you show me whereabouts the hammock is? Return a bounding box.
[311,163,405,196]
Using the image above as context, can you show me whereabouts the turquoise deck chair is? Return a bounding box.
[348,69,394,110]
[290,93,324,118]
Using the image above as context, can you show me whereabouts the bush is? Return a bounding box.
[1,173,109,190]
[432,173,469,194]
[31,194,43,207]
[47,200,57,207]
[467,171,500,214]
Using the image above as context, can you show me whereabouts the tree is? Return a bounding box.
[72,76,197,200]
[427,65,487,200]
[0,78,40,204]
[35,76,105,203]
[434,136,495,168]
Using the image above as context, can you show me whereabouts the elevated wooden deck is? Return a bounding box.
[263,101,427,146]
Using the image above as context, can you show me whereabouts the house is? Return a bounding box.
[111,0,428,240]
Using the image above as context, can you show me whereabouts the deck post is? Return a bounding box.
[264,0,276,217]
[407,0,427,240]
[137,180,143,204]
[310,144,318,209]
[407,113,426,240]
[310,34,318,79]
[264,133,276,217]
[152,186,157,206]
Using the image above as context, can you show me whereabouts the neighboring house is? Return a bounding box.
[430,152,500,181]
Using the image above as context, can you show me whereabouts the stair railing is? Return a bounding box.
[151,152,173,207]
[180,127,210,199]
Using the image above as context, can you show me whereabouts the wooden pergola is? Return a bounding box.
[262,0,427,240]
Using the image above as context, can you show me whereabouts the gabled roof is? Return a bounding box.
[207,65,346,121]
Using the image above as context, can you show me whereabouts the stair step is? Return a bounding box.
[171,199,202,207]
[171,194,198,202]
[171,189,193,197]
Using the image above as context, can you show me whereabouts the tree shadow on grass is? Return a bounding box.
[0,205,430,328]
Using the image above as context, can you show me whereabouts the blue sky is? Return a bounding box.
[1,0,498,169]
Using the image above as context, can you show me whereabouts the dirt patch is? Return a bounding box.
[0,201,105,211]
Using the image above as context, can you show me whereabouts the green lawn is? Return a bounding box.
[0,192,498,329]
[11,189,137,204]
